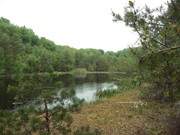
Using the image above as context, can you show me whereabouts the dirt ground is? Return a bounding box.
[72,89,176,135]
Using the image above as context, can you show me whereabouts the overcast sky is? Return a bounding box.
[0,0,168,51]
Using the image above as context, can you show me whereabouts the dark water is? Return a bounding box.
[0,73,120,109]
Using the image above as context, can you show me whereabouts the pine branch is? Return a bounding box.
[140,45,180,63]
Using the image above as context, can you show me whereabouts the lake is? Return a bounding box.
[47,73,119,108]
[1,73,120,109]
[75,82,118,102]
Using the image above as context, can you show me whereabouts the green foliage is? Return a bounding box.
[0,17,138,75]
[96,89,119,99]
[0,74,85,135]
[113,0,180,102]
[118,75,141,90]
[0,16,139,109]
[96,75,140,99]
[0,13,137,135]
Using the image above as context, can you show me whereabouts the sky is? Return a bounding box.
[0,0,168,52]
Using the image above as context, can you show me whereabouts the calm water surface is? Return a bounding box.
[45,73,119,108]
[5,73,120,109]
[75,82,117,102]
[57,73,118,102]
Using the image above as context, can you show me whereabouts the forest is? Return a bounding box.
[0,0,180,135]
[0,18,138,74]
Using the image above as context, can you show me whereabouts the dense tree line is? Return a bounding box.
[0,17,138,75]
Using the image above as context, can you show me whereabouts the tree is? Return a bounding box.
[113,0,180,101]
[0,74,84,135]
[0,18,24,109]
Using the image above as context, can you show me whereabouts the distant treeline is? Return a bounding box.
[0,17,138,76]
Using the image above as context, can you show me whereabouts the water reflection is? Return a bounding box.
[75,82,118,102]
[0,73,119,109]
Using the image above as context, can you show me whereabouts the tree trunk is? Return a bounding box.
[44,99,50,133]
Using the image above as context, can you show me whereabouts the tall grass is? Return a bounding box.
[96,75,141,99]
[96,89,119,99]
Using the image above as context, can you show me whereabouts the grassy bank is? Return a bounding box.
[71,88,177,135]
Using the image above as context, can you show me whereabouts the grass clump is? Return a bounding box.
[96,89,119,99]
[96,75,141,99]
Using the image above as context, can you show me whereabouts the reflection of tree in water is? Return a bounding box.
[0,73,118,110]
[58,74,75,87]
[86,74,111,83]
[0,76,15,109]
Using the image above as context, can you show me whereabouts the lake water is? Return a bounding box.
[47,73,119,108]
[49,81,118,109]
[41,73,119,109]
[56,73,119,101]
[75,82,118,102]
[1,73,120,109]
